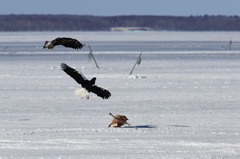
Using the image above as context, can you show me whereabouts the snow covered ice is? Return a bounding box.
[1,31,240,158]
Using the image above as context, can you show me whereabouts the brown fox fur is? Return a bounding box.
[108,114,129,128]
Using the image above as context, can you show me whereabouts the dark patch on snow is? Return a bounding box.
[18,119,31,121]
[123,125,157,129]
[168,125,190,128]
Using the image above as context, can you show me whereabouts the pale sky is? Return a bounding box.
[1,0,240,16]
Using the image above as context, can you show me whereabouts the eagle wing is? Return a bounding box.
[61,63,86,85]
[86,85,111,99]
[53,37,84,49]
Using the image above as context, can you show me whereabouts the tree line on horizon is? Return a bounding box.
[0,14,240,31]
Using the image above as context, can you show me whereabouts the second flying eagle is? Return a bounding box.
[61,63,111,99]
[43,37,84,50]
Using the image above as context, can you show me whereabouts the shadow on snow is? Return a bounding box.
[168,125,190,128]
[123,125,157,129]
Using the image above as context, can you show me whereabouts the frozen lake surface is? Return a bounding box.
[1,31,240,158]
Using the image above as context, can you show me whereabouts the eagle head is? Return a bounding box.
[89,77,96,86]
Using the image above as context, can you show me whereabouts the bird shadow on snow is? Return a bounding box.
[167,125,190,128]
[123,125,157,129]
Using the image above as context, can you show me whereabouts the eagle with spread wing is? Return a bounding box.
[60,63,111,99]
[43,37,84,50]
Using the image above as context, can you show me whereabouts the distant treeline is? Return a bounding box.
[1,14,240,31]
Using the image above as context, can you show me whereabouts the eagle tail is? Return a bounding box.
[43,41,51,49]
[74,88,90,98]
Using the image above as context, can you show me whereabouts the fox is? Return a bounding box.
[108,113,130,128]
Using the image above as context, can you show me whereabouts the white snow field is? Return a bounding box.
[1,31,240,158]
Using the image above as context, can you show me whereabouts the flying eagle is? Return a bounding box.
[43,37,84,50]
[60,63,111,99]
